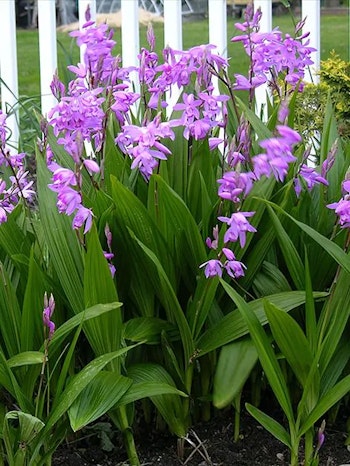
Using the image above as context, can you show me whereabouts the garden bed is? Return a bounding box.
[53,410,350,466]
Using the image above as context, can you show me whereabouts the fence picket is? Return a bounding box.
[209,0,227,58]
[38,0,57,118]
[302,0,320,83]
[164,0,182,50]
[0,0,18,147]
[254,0,272,120]
[121,0,140,95]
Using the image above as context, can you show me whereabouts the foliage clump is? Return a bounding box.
[296,51,350,139]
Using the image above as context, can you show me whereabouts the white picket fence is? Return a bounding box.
[0,0,323,147]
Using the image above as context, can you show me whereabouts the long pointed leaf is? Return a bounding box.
[246,403,291,448]
[213,338,258,409]
[220,280,294,423]
[127,363,188,437]
[299,374,350,436]
[69,372,133,431]
[36,149,84,313]
[197,290,328,355]
[266,205,304,290]
[129,230,194,367]
[260,199,350,273]
[84,225,122,358]
[265,301,315,388]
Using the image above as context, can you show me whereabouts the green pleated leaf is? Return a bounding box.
[0,205,32,266]
[240,223,275,289]
[50,302,122,355]
[160,125,188,200]
[4,411,44,444]
[3,410,44,464]
[246,403,291,448]
[320,334,350,396]
[261,199,350,274]
[123,317,179,344]
[252,261,292,297]
[161,331,186,386]
[304,251,317,353]
[103,115,130,191]
[0,351,32,413]
[265,301,315,388]
[116,381,187,406]
[0,264,21,357]
[128,231,194,367]
[7,352,44,368]
[21,248,48,352]
[84,224,122,358]
[266,205,305,290]
[213,338,258,409]
[36,149,84,314]
[188,275,219,341]
[109,176,175,316]
[318,266,350,376]
[237,98,273,140]
[41,346,136,434]
[197,290,327,355]
[219,280,294,424]
[110,176,172,271]
[127,363,188,437]
[300,374,350,436]
[148,174,206,276]
[319,97,346,204]
[187,141,219,223]
[68,372,133,431]
[237,176,276,262]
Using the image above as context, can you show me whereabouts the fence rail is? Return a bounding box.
[0,0,329,147]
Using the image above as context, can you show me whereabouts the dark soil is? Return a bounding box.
[53,410,350,466]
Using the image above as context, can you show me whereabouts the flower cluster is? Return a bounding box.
[116,114,174,180]
[47,20,230,223]
[327,179,350,228]
[140,42,228,110]
[253,125,300,182]
[0,111,34,223]
[294,164,328,197]
[232,8,315,94]
[199,7,329,280]
[48,159,96,234]
[172,88,229,141]
[69,19,118,87]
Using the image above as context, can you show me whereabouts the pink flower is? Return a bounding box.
[43,292,55,340]
[294,165,328,197]
[57,187,81,215]
[200,259,223,278]
[218,211,256,248]
[206,225,219,250]
[83,159,100,174]
[72,205,93,233]
[218,171,255,204]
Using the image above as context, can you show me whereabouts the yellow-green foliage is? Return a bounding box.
[295,52,350,138]
[320,51,350,121]
[295,82,329,140]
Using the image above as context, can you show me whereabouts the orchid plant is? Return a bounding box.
[0,2,349,466]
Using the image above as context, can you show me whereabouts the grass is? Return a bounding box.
[15,13,349,99]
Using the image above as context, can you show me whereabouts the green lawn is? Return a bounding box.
[16,14,348,98]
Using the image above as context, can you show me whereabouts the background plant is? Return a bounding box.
[296,52,350,140]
